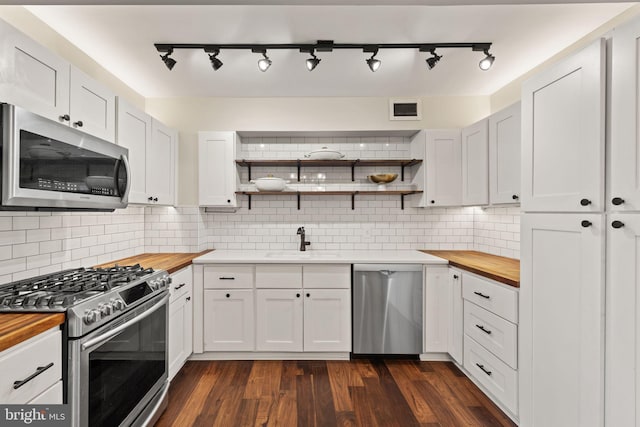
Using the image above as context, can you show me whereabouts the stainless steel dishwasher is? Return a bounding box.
[352,264,423,355]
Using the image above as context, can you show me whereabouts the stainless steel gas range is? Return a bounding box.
[0,265,171,427]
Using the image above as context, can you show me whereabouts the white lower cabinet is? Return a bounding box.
[448,268,463,364]
[256,289,304,351]
[28,381,63,404]
[203,289,255,351]
[0,327,62,404]
[303,289,351,352]
[168,266,194,380]
[424,266,451,353]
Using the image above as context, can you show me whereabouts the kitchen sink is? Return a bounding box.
[264,251,340,259]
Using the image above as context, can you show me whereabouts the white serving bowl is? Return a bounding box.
[250,176,288,191]
[304,147,345,160]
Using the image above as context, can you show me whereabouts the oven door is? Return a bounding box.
[69,292,169,427]
[1,104,130,209]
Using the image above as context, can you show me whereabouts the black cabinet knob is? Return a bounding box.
[612,220,625,229]
[148,196,153,201]
[227,199,231,203]
[581,220,592,228]
[612,197,625,206]
[306,293,310,298]
[512,194,519,200]
[73,120,83,128]
[225,293,230,298]
[296,293,300,298]
[59,114,70,122]
[153,197,158,202]
[580,198,592,206]
[453,274,459,279]
[430,200,435,204]
[186,297,191,302]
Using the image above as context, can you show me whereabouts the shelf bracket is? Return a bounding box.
[297,160,301,182]
[401,193,405,210]
[248,194,252,210]
[401,163,405,182]
[246,161,252,182]
[352,160,359,182]
[351,192,356,210]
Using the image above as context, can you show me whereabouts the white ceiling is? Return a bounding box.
[25,3,636,98]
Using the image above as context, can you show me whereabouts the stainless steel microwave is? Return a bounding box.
[0,104,130,210]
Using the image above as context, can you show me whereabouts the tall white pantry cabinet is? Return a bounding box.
[520,38,606,427]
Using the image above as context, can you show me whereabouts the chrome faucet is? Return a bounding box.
[296,226,311,251]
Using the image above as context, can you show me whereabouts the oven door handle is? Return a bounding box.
[81,294,169,352]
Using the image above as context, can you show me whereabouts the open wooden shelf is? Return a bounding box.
[235,190,423,210]
[235,158,422,181]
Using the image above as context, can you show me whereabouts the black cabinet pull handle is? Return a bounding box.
[306,293,310,297]
[612,220,625,229]
[186,296,191,302]
[219,277,235,280]
[473,291,490,299]
[612,197,625,206]
[225,293,230,298]
[512,194,519,200]
[296,293,300,298]
[476,324,492,335]
[73,120,83,128]
[174,283,186,290]
[580,198,592,206]
[13,362,54,389]
[59,114,70,122]
[581,220,592,228]
[475,363,492,376]
[453,274,459,279]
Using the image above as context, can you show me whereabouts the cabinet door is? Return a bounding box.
[203,289,254,351]
[116,98,151,204]
[462,119,489,206]
[489,102,521,205]
[303,289,351,352]
[610,18,640,211]
[520,213,604,427]
[424,266,450,352]
[425,130,462,207]
[605,215,640,427]
[256,289,303,352]
[0,19,69,123]
[148,119,176,205]
[168,293,192,380]
[448,269,463,364]
[521,39,605,213]
[198,131,237,207]
[69,67,116,142]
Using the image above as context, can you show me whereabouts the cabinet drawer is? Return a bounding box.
[204,265,254,289]
[0,328,62,404]
[464,336,518,415]
[462,273,518,323]
[464,302,518,369]
[303,264,351,289]
[170,266,193,302]
[28,381,62,404]
[256,265,302,289]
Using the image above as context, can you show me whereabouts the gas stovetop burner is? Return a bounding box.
[0,264,157,311]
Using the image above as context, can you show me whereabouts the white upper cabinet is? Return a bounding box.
[610,18,640,211]
[117,99,176,205]
[0,20,116,142]
[462,119,489,206]
[520,213,605,427]
[198,131,238,207]
[68,67,116,142]
[521,39,605,213]
[489,102,521,205]
[412,129,462,207]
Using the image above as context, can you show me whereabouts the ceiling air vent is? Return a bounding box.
[389,98,422,121]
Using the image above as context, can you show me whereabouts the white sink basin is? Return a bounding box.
[264,251,340,259]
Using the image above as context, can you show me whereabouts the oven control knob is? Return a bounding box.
[149,280,159,290]
[83,309,100,325]
[99,303,112,316]
[112,299,126,311]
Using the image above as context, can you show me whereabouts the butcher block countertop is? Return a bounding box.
[421,250,520,288]
[0,313,65,353]
[94,250,212,274]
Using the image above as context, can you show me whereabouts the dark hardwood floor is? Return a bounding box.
[155,359,517,427]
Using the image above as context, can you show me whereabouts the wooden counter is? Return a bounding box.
[94,250,212,274]
[421,250,520,287]
[0,313,65,353]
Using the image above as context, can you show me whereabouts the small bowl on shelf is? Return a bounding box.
[367,173,398,191]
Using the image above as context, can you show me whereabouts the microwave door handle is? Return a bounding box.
[120,154,132,202]
[81,293,168,352]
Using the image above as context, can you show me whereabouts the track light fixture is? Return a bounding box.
[425,48,442,70]
[363,47,381,72]
[479,48,495,71]
[159,48,176,71]
[206,48,223,71]
[305,50,321,71]
[155,41,494,73]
